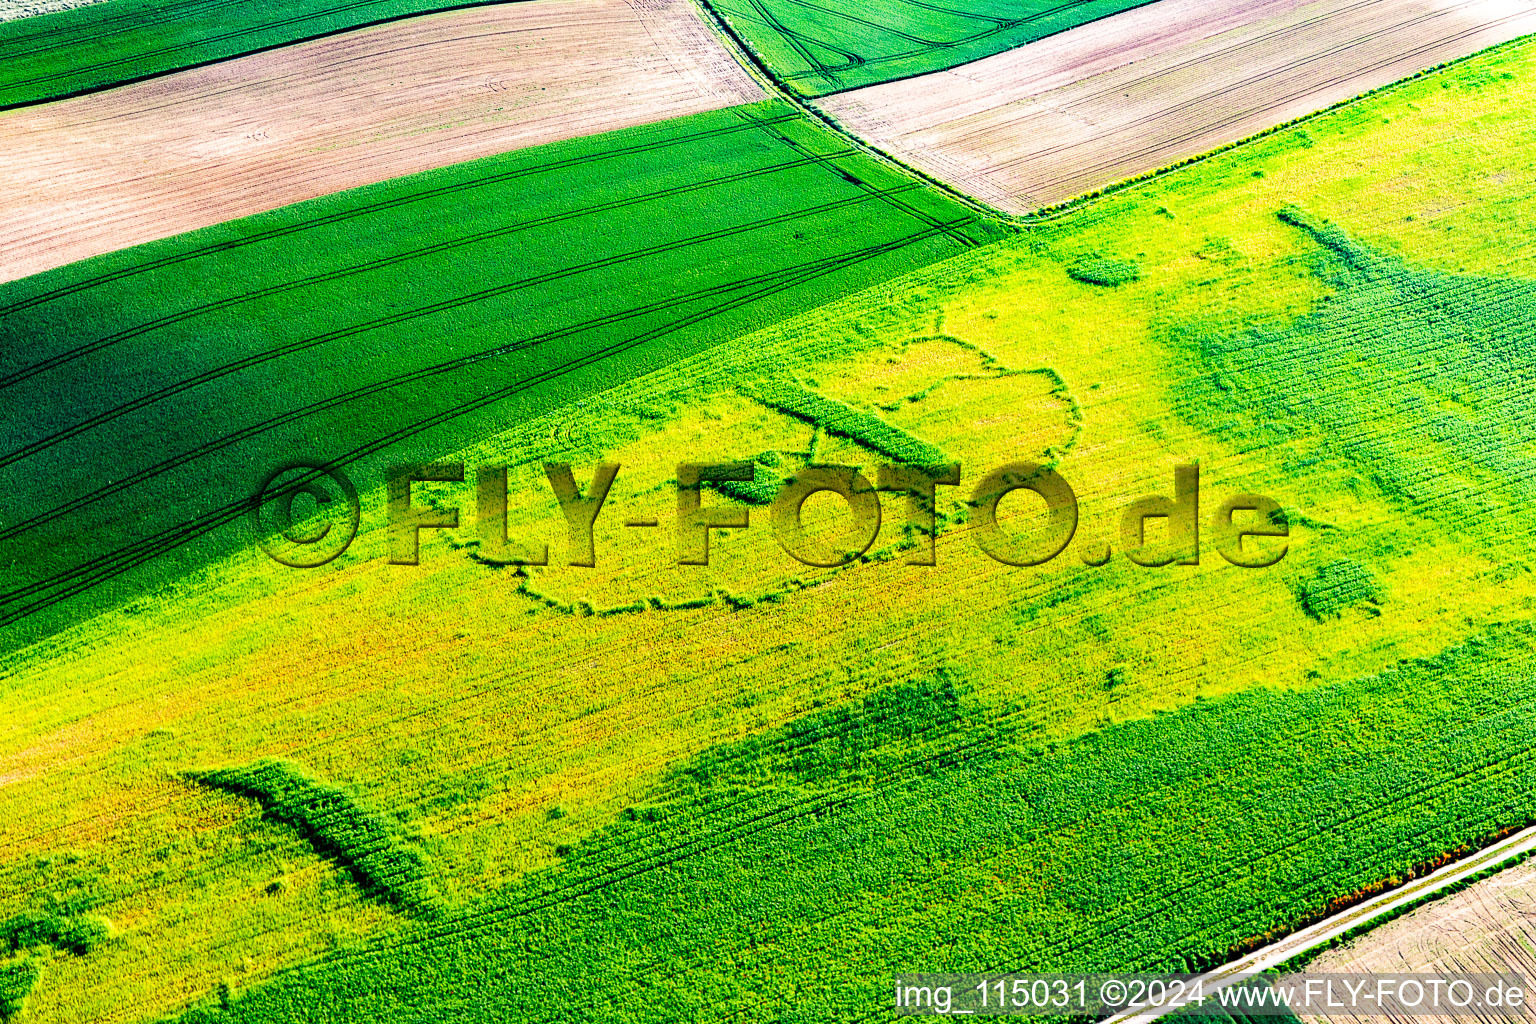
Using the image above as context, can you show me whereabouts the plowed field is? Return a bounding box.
[0,0,763,282]
[823,0,1536,211]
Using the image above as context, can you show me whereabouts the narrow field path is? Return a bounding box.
[1302,851,1536,1024]
[1102,823,1536,1024]
[0,0,764,282]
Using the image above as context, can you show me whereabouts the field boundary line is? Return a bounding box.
[0,0,545,111]
[1012,28,1536,222]
[1101,822,1536,1024]
[687,0,1012,224]
[0,111,800,318]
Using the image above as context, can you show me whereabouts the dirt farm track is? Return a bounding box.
[822,0,1536,212]
[0,0,763,283]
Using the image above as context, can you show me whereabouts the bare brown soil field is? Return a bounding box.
[1302,857,1536,1024]
[821,0,1536,212]
[0,0,763,282]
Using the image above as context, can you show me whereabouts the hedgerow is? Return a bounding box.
[187,761,437,914]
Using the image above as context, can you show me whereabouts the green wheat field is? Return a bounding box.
[1,0,1534,1021]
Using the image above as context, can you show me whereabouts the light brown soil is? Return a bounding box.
[0,0,107,21]
[822,0,1536,212]
[1302,856,1536,1024]
[0,0,763,282]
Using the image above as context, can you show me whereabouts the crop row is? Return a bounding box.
[0,101,1000,652]
[709,0,1163,96]
[169,621,1536,1023]
[1175,208,1536,546]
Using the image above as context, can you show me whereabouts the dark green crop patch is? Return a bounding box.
[0,910,108,957]
[1068,255,1142,287]
[0,959,38,1023]
[1299,560,1384,620]
[743,379,950,465]
[1175,207,1536,546]
[187,761,438,914]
